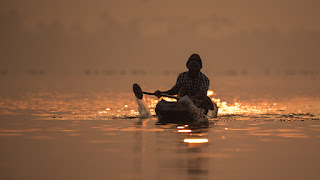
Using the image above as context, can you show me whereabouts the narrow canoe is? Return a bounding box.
[155,100,209,124]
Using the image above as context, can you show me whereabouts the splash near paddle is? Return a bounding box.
[132,84,150,118]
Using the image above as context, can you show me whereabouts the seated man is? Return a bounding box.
[155,54,216,116]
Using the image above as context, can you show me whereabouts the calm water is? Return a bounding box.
[0,88,320,180]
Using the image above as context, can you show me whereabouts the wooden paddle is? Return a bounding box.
[132,83,178,100]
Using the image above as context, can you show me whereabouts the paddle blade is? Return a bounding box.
[133,83,143,99]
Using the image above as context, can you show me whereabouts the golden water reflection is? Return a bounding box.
[1,90,319,121]
[0,90,319,180]
[0,117,319,179]
[178,129,192,133]
[184,138,209,143]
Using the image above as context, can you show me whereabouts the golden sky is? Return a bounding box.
[2,0,320,32]
[1,0,320,73]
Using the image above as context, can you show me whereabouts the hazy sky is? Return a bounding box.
[1,0,320,74]
[2,0,320,32]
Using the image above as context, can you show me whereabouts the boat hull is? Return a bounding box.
[155,100,207,124]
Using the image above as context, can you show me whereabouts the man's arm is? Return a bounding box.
[154,74,182,97]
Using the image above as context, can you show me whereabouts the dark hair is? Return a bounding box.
[186,54,202,68]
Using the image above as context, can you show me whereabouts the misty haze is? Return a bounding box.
[1,1,320,180]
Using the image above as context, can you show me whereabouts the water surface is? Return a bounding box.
[0,89,319,180]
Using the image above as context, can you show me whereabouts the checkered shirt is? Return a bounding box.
[168,71,209,96]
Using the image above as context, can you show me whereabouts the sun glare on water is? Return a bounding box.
[144,90,286,116]
[184,138,209,143]
[97,90,287,118]
[207,90,286,115]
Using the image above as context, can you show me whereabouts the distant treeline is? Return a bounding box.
[83,69,320,77]
[0,68,319,77]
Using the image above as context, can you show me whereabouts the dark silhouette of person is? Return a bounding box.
[154,54,215,114]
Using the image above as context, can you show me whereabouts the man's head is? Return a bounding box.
[186,54,202,77]
[186,54,202,69]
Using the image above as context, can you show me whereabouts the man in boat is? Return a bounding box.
[154,54,217,117]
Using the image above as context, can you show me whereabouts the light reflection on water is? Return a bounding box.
[0,117,320,179]
[1,90,320,179]
[0,90,319,121]
[0,118,320,179]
